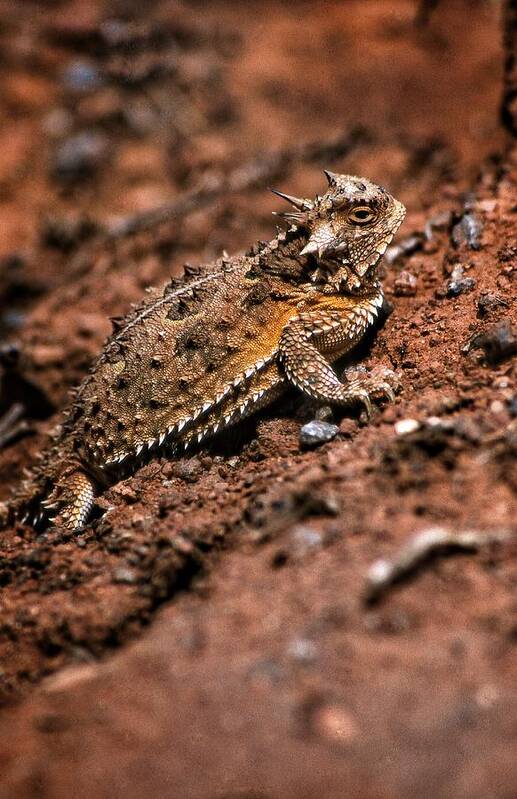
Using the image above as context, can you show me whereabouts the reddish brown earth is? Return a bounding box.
[0,2,515,798]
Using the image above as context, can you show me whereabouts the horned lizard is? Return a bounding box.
[8,172,405,531]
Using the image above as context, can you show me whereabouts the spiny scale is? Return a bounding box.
[8,173,405,531]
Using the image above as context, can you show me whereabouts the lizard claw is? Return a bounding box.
[381,384,396,403]
[342,365,400,412]
[358,390,373,418]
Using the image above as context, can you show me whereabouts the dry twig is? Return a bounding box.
[106,127,367,238]
[364,526,511,603]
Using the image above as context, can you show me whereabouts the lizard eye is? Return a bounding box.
[348,206,376,225]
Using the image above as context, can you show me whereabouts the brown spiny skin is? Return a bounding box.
[9,172,405,531]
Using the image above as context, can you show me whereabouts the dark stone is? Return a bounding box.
[466,319,517,365]
[172,459,202,483]
[477,292,509,319]
[452,212,483,250]
[446,277,476,297]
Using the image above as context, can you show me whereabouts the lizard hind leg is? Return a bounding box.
[44,470,96,531]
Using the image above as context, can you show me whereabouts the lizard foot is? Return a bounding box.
[44,470,96,531]
[342,365,401,416]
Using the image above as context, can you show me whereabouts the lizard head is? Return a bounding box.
[272,172,405,292]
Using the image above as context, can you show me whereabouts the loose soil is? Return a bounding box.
[0,2,515,798]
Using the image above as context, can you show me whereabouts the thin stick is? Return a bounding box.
[363,526,511,604]
[106,127,367,238]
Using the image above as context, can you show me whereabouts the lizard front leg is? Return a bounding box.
[278,307,398,416]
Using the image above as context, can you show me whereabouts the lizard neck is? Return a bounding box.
[251,225,312,282]
[249,226,385,302]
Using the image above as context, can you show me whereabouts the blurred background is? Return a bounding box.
[0,0,503,253]
[0,3,514,799]
[0,0,505,399]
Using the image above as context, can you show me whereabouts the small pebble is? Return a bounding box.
[477,292,509,319]
[312,704,359,744]
[466,319,517,365]
[111,483,138,504]
[112,567,139,584]
[424,210,452,240]
[289,525,323,557]
[31,344,65,367]
[172,459,201,483]
[52,130,109,182]
[394,418,420,436]
[425,415,447,429]
[446,277,476,297]
[100,19,130,45]
[42,214,97,251]
[462,212,483,250]
[62,60,103,93]
[446,265,476,297]
[287,637,318,663]
[171,535,195,555]
[2,309,25,330]
[385,235,422,265]
[448,418,470,440]
[42,108,73,138]
[452,212,483,250]
[447,277,476,297]
[247,659,283,687]
[315,405,333,422]
[393,270,418,297]
[299,420,339,449]
[475,684,500,709]
[476,199,497,214]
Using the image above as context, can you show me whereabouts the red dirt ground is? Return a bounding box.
[0,2,515,798]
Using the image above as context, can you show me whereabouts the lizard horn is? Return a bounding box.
[270,189,313,211]
[323,170,340,187]
[272,211,307,222]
